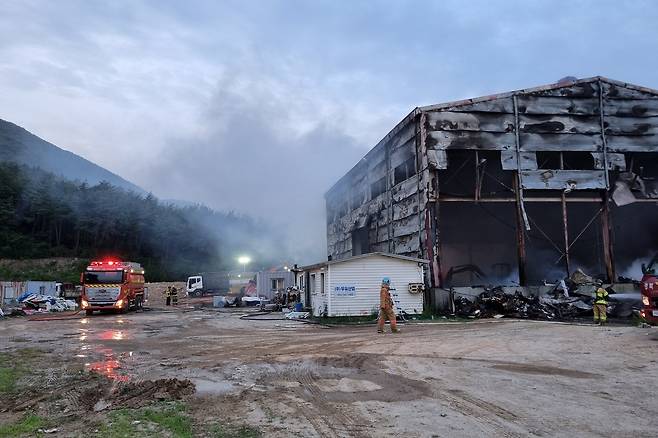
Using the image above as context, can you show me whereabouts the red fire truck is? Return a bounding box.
[80,260,146,316]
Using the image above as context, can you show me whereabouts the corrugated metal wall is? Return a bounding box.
[327,255,424,317]
[256,271,294,298]
[25,281,57,296]
[1,281,25,306]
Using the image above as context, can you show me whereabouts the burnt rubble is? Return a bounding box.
[451,269,642,321]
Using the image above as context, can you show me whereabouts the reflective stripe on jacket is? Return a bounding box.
[594,287,609,305]
[380,286,393,309]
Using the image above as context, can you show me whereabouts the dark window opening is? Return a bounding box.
[394,156,417,186]
[440,203,518,287]
[370,177,387,199]
[438,150,513,198]
[562,152,595,170]
[625,152,658,177]
[351,226,370,256]
[477,150,514,198]
[612,203,658,281]
[437,150,476,197]
[523,202,568,283]
[536,151,595,170]
[536,151,562,169]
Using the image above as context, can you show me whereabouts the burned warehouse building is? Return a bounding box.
[325,76,658,294]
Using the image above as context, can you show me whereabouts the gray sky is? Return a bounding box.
[2,0,658,261]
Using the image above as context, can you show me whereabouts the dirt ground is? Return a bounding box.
[1,285,658,437]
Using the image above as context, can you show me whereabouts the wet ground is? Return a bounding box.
[1,294,658,437]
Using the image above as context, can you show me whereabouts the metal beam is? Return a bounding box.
[437,196,603,203]
[560,153,571,276]
[601,192,616,282]
[513,176,527,285]
[598,78,610,188]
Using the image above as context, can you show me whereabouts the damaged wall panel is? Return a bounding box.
[393,234,420,254]
[519,133,603,152]
[519,114,601,135]
[529,82,599,98]
[516,96,600,116]
[439,98,514,114]
[520,170,606,190]
[425,111,515,132]
[501,150,538,170]
[427,131,516,151]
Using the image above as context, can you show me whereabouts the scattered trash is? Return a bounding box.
[38,428,59,434]
[17,293,77,313]
[284,311,310,320]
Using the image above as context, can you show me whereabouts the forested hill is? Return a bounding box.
[0,162,283,281]
[0,119,144,194]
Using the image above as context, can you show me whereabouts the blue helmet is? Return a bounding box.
[382,277,390,285]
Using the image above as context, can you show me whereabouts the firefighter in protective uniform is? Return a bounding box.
[593,282,609,325]
[377,277,400,333]
[164,286,172,306]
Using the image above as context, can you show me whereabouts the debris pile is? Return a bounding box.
[15,292,77,314]
[452,269,643,320]
[455,288,559,320]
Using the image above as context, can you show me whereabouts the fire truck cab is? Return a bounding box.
[80,260,146,316]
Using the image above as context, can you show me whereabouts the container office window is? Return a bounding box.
[270,278,284,291]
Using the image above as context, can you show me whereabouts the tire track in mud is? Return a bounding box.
[276,353,438,437]
[253,353,429,437]
[292,367,371,438]
[432,387,532,438]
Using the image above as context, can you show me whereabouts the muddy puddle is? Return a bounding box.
[191,378,236,395]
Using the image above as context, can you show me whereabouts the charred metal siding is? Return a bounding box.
[326,110,425,261]
[326,77,658,289]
